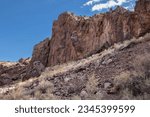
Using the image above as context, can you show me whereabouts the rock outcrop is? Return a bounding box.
[0,58,45,85]
[31,0,150,67]
[31,38,50,66]
[0,61,29,86]
[135,0,150,13]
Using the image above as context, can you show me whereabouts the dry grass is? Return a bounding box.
[133,54,150,78]
[115,71,131,83]
[83,73,100,100]
[86,73,98,94]
[113,52,150,99]
[33,80,57,100]
[0,77,58,100]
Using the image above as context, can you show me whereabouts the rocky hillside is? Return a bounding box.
[0,0,150,99]
[0,33,150,99]
[0,58,30,86]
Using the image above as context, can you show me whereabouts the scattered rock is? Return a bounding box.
[96,90,105,99]
[19,58,31,65]
[80,90,88,98]
[104,82,112,89]
[107,87,118,94]
[102,59,113,65]
[33,61,45,74]
[64,77,71,82]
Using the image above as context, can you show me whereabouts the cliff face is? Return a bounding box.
[135,0,150,13]
[31,38,50,66]
[31,0,150,67]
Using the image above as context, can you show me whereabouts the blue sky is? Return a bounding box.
[0,0,136,61]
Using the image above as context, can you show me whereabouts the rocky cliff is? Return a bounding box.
[0,0,150,86]
[31,0,150,67]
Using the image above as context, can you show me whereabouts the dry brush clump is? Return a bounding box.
[0,77,58,100]
[113,53,150,99]
[133,54,150,79]
[79,73,100,100]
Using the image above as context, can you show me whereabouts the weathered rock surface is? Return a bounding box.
[0,59,44,85]
[31,0,150,67]
[0,61,28,86]
[135,0,150,13]
[19,57,31,65]
[31,38,50,66]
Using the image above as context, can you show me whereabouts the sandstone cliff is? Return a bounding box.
[31,0,150,67]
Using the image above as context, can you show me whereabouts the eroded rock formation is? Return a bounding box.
[31,0,150,67]
[0,60,29,86]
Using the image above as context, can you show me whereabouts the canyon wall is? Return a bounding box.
[31,0,150,67]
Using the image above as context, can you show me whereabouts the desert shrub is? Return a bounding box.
[113,53,150,99]
[83,73,100,99]
[133,54,150,79]
[86,73,98,94]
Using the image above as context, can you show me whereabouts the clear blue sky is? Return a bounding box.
[0,0,136,61]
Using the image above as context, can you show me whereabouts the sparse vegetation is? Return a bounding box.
[0,77,58,100]
[83,73,99,99]
[86,73,98,94]
[113,53,150,99]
